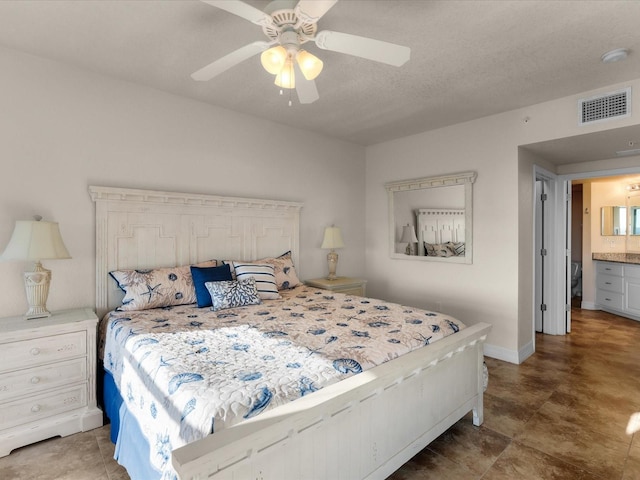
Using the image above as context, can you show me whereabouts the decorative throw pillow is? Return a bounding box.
[190,263,233,308]
[254,251,302,289]
[424,243,453,257]
[109,260,217,311]
[205,277,262,311]
[233,263,280,299]
[447,242,465,256]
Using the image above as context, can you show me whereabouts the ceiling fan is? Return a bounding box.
[191,0,411,104]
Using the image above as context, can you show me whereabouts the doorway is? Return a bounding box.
[534,167,568,336]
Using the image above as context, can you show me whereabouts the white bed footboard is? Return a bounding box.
[172,322,491,480]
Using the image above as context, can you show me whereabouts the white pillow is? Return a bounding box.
[233,263,281,300]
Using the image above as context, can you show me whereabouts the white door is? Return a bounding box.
[564,180,572,333]
[534,180,545,333]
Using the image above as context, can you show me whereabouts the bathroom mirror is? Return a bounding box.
[385,171,476,264]
[601,206,626,236]
[631,207,640,235]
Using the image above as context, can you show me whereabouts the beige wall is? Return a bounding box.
[366,78,640,362]
[0,46,366,317]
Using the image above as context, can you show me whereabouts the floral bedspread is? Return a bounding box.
[101,285,465,479]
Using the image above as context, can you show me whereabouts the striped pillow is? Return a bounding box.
[233,263,280,300]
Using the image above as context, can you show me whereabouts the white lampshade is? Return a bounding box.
[1,219,71,261]
[1,218,71,319]
[321,226,345,250]
[296,50,323,80]
[400,224,418,244]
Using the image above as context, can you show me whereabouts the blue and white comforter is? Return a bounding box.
[101,285,465,479]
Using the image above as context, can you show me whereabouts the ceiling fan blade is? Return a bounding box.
[200,0,274,27]
[294,62,319,104]
[191,41,272,81]
[314,30,410,67]
[295,0,338,24]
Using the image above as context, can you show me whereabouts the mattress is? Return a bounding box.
[100,285,466,479]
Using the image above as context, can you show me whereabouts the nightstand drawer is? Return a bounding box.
[0,331,87,373]
[338,286,366,296]
[0,358,87,402]
[0,384,87,431]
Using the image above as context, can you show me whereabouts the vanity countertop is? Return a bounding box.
[592,252,640,265]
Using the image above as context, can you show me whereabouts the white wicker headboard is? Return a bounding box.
[89,186,302,318]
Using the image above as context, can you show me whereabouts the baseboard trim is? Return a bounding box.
[581,301,597,310]
[483,343,520,364]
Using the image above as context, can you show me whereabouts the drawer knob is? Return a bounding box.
[31,404,41,413]
[30,376,41,384]
[30,348,40,356]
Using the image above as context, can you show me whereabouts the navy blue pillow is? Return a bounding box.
[190,264,233,307]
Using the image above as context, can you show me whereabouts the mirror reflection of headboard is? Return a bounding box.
[385,171,476,264]
[416,208,465,256]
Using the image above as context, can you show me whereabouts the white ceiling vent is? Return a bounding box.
[579,87,631,126]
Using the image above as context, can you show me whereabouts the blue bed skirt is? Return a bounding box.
[104,371,161,480]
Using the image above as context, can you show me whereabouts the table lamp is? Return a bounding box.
[1,216,71,319]
[400,224,418,255]
[321,225,345,280]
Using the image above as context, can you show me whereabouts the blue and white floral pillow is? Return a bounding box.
[110,260,217,311]
[205,277,262,311]
[255,251,302,290]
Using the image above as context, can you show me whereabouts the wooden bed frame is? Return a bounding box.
[90,186,491,480]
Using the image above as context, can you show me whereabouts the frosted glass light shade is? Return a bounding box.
[261,46,287,75]
[321,226,345,250]
[1,220,71,261]
[296,50,323,80]
[275,58,295,89]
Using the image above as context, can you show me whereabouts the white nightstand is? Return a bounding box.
[305,277,367,296]
[0,308,103,456]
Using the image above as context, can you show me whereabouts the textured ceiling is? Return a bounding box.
[0,0,639,149]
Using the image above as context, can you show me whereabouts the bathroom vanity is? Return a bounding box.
[593,254,640,321]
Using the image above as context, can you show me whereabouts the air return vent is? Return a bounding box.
[579,87,631,125]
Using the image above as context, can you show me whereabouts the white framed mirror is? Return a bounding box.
[385,171,476,264]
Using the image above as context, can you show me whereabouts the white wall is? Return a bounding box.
[0,46,366,317]
[366,78,640,363]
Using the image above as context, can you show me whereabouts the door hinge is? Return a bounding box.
[540,304,547,312]
[540,248,547,256]
[565,304,571,312]
[540,193,548,202]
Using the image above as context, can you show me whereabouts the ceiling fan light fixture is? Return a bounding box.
[296,50,323,80]
[275,58,295,89]
[260,45,287,74]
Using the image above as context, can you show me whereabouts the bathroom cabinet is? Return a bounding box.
[595,261,640,321]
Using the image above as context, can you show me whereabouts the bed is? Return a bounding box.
[90,186,491,480]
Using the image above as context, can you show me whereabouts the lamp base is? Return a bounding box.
[326,250,339,280]
[23,262,52,320]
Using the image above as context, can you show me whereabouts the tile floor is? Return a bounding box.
[1,307,639,479]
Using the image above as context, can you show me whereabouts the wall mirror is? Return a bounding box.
[601,206,626,236]
[629,194,640,236]
[385,171,476,264]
